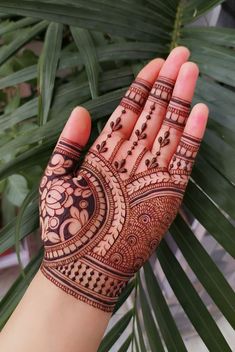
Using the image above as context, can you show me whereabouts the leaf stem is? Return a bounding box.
[131,273,139,352]
[170,0,184,50]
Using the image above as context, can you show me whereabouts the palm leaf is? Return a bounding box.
[139,278,165,351]
[144,261,187,351]
[71,27,101,99]
[0,20,48,65]
[97,309,133,352]
[157,240,232,351]
[38,22,63,125]
[171,216,235,328]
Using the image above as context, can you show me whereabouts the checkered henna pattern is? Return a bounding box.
[39,82,201,312]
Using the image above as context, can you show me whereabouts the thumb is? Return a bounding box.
[60,106,91,147]
[46,106,91,178]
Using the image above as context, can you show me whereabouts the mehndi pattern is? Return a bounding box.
[40,79,201,312]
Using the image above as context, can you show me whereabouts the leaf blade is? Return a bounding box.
[158,240,233,352]
[98,310,133,352]
[144,261,187,351]
[38,22,63,125]
[71,27,100,99]
[171,215,235,328]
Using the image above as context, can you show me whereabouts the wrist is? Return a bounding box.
[41,251,132,312]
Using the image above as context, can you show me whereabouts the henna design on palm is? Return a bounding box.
[39,53,206,312]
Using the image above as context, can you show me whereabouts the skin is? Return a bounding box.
[0,46,208,352]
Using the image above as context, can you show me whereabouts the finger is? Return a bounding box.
[150,62,199,169]
[129,46,190,150]
[92,58,164,160]
[169,103,209,180]
[111,47,191,178]
[43,107,91,178]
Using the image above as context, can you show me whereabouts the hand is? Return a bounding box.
[39,47,208,312]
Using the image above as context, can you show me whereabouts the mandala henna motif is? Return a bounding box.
[39,84,201,312]
[40,134,200,312]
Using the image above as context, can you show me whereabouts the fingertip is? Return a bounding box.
[61,106,92,147]
[180,61,199,75]
[185,103,209,138]
[138,57,165,83]
[193,102,209,115]
[170,46,191,60]
[159,46,191,79]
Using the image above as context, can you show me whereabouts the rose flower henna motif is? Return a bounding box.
[39,50,208,312]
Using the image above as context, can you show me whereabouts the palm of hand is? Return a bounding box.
[39,48,205,311]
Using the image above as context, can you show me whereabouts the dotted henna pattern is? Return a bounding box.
[96,77,151,158]
[114,76,175,173]
[146,95,191,170]
[39,82,201,312]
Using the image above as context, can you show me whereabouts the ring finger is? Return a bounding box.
[150,61,199,170]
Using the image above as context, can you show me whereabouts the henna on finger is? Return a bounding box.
[40,137,193,311]
[169,132,201,176]
[120,77,152,114]
[148,96,191,171]
[40,92,202,313]
[149,76,174,108]
[95,78,151,158]
[118,76,175,172]
[164,96,191,131]
[43,137,83,178]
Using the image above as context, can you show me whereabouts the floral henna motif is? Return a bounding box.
[145,96,191,170]
[116,76,175,172]
[96,112,125,154]
[40,128,201,311]
[39,76,200,311]
[96,78,151,156]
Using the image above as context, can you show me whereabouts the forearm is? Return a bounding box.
[0,270,111,352]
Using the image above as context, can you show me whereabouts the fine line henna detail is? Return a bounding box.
[120,77,152,114]
[39,129,201,311]
[39,67,202,311]
[169,132,201,175]
[145,96,191,171]
[117,103,156,173]
[124,76,175,172]
[149,75,174,108]
[114,75,175,173]
[96,111,125,154]
[164,96,191,132]
[96,77,151,157]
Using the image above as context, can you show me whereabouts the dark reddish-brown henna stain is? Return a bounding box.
[126,76,175,171]
[145,95,191,169]
[39,79,201,312]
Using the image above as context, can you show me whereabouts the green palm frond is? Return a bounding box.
[0,0,234,350]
